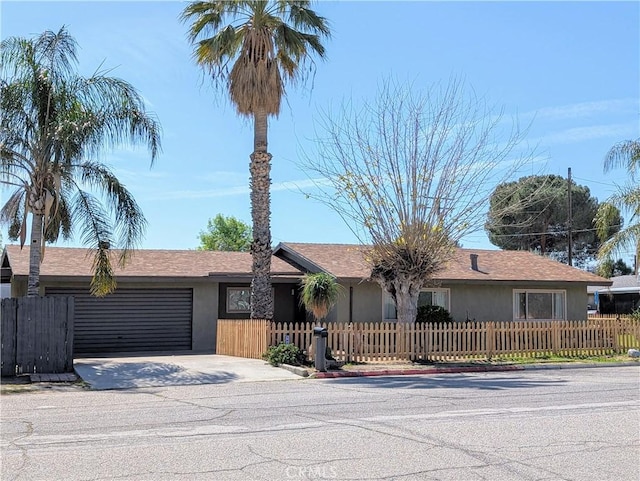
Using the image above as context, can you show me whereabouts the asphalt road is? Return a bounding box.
[1,366,639,481]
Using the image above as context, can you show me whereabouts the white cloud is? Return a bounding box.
[538,122,637,145]
[522,98,638,122]
[113,168,168,180]
[199,171,248,185]
[530,98,638,121]
[147,177,331,201]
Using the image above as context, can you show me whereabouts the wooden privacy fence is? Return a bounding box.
[218,317,640,362]
[216,319,269,359]
[1,297,74,376]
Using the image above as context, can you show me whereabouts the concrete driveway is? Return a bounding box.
[74,353,302,390]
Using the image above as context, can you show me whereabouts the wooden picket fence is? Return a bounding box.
[218,316,640,362]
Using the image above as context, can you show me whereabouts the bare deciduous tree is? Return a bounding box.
[302,78,536,323]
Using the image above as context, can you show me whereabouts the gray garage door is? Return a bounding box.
[46,288,193,356]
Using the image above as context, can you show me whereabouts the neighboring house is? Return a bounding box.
[272,243,612,324]
[592,275,640,315]
[1,242,611,356]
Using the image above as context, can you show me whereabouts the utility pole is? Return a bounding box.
[567,167,573,267]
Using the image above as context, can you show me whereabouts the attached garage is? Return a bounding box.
[46,287,193,356]
[3,245,305,354]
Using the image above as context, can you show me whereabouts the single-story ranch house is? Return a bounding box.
[1,243,611,356]
[589,275,639,315]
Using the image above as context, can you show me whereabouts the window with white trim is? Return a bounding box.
[513,290,566,320]
[383,288,450,321]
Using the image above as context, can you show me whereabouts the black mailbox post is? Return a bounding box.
[313,326,328,372]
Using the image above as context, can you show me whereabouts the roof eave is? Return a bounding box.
[273,243,327,274]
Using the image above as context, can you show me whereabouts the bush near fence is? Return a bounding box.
[217,317,640,362]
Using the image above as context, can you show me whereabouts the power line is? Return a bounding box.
[489,224,623,238]
[572,175,622,188]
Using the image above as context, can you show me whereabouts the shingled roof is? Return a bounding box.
[3,243,612,285]
[274,242,612,285]
[2,245,302,279]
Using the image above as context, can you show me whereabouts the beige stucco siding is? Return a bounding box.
[447,283,586,322]
[331,281,384,323]
[331,280,590,323]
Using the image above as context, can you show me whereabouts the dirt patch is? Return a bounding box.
[1,375,88,395]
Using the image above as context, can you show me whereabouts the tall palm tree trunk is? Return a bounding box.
[250,109,273,319]
[27,213,44,297]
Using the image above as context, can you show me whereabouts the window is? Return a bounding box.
[227,287,251,313]
[383,288,450,321]
[225,286,276,314]
[514,290,565,320]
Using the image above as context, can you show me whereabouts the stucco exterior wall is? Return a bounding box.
[19,278,219,353]
[330,281,384,323]
[447,283,585,322]
[218,282,302,323]
[331,280,589,323]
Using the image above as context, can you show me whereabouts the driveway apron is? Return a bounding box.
[73,354,301,390]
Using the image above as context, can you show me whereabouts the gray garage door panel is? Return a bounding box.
[46,288,193,355]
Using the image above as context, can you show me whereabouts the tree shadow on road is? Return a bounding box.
[327,373,568,391]
[74,360,238,390]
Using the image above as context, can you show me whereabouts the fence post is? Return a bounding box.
[1,298,18,376]
[486,321,494,360]
[613,318,620,353]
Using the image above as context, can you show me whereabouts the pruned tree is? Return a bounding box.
[485,175,622,268]
[301,78,535,323]
[197,214,252,251]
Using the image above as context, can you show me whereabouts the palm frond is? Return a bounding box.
[604,139,640,177]
[76,161,147,263]
[597,223,640,261]
[182,0,330,115]
[43,187,73,242]
[89,245,116,297]
[71,189,117,295]
[286,2,330,36]
[0,189,25,228]
[34,27,78,78]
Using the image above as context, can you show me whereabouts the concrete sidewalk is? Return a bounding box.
[74,354,301,390]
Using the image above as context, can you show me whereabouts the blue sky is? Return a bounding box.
[1,1,638,262]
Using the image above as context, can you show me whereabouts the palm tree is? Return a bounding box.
[181,0,330,320]
[0,27,161,296]
[595,139,640,273]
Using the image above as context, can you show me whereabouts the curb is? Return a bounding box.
[312,364,524,379]
[279,364,310,377]
[310,361,639,379]
[520,361,640,371]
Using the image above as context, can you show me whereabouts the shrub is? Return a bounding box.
[263,343,305,366]
[415,305,454,324]
[300,272,342,321]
